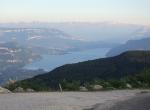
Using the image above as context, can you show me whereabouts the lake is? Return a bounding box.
[24,48,110,71]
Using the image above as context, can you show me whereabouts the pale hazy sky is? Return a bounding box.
[0,0,150,25]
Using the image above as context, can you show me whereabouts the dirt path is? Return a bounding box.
[92,92,150,110]
[0,90,149,110]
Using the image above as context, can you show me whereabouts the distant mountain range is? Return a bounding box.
[0,28,117,54]
[107,37,150,57]
[1,22,148,43]
[13,51,150,90]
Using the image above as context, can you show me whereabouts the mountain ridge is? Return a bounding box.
[11,50,150,90]
[107,37,150,57]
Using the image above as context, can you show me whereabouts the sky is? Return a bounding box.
[0,0,150,25]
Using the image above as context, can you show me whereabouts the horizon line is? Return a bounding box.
[0,21,149,27]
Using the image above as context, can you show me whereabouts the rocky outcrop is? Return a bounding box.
[126,84,132,89]
[26,88,35,92]
[79,86,88,92]
[0,86,11,94]
[92,85,103,91]
[13,87,24,93]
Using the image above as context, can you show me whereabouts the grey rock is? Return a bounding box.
[26,88,35,92]
[92,85,103,91]
[126,83,132,89]
[14,87,24,92]
[79,86,88,92]
[0,86,11,94]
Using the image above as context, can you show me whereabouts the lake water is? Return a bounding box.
[24,48,110,71]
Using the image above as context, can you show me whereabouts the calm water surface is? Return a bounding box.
[25,48,110,71]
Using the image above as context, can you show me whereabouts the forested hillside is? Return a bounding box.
[8,51,150,91]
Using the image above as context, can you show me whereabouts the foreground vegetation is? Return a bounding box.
[6,68,150,91]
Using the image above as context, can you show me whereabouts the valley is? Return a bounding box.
[0,27,113,85]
